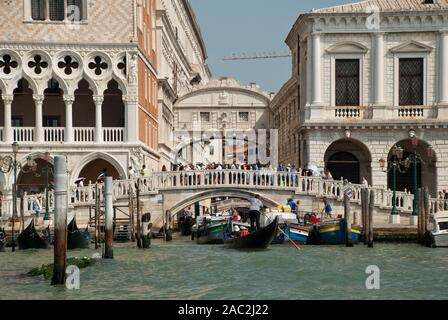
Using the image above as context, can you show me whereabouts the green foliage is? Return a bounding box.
[27,257,96,279]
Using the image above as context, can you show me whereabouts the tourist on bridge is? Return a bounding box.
[97,168,108,183]
[361,177,369,188]
[287,198,298,215]
[248,195,263,231]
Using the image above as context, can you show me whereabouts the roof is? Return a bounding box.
[313,0,448,14]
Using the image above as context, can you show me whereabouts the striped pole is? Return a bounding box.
[103,177,114,259]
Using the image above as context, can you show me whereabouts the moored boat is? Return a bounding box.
[0,228,5,252]
[192,217,230,245]
[17,219,50,250]
[429,211,448,247]
[67,216,90,250]
[309,219,362,245]
[272,223,309,245]
[224,217,279,250]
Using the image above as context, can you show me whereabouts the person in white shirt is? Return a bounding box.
[248,195,264,231]
[361,177,369,188]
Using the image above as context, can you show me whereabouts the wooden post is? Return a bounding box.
[368,190,374,248]
[362,188,369,245]
[344,193,353,247]
[20,196,25,233]
[95,183,99,250]
[103,177,113,259]
[136,178,142,248]
[417,188,423,241]
[141,212,151,249]
[424,187,430,234]
[51,156,68,286]
[129,190,135,242]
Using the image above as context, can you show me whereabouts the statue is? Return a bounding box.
[130,148,144,173]
[128,54,137,85]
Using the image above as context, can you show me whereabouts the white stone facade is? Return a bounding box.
[274,0,448,197]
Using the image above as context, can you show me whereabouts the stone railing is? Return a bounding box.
[103,128,124,143]
[334,107,362,118]
[1,170,437,219]
[44,127,65,142]
[13,127,34,142]
[74,128,95,142]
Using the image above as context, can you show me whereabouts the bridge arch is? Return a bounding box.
[71,152,126,185]
[166,188,281,217]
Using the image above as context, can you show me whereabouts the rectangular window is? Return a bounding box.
[11,117,23,127]
[31,0,46,20]
[44,116,60,127]
[399,58,424,106]
[239,112,249,122]
[200,112,210,122]
[335,59,360,106]
[209,145,214,156]
[49,0,65,21]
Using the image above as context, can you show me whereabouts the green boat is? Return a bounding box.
[192,218,230,245]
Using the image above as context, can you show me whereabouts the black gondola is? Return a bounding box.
[67,216,90,250]
[224,217,279,250]
[0,228,6,252]
[17,219,50,250]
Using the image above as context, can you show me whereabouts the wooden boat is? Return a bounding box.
[272,223,309,245]
[224,217,279,250]
[0,228,5,252]
[17,219,50,250]
[67,216,90,250]
[179,215,195,236]
[309,219,362,245]
[192,218,230,245]
[429,211,448,247]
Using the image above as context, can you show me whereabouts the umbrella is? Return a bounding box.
[307,164,319,174]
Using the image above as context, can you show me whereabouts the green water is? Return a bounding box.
[1,238,447,300]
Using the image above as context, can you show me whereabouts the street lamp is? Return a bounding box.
[0,142,33,252]
[379,145,404,217]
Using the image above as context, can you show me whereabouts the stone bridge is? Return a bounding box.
[1,170,444,229]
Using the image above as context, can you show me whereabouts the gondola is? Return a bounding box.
[0,228,6,252]
[67,216,90,250]
[224,217,279,250]
[17,219,50,250]
[192,220,229,245]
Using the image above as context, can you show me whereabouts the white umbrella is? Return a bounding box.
[75,177,86,184]
[307,164,319,174]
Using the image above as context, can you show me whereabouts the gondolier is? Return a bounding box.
[248,195,263,231]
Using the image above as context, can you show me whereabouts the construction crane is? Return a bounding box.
[222,50,291,61]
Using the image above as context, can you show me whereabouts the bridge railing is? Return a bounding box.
[0,170,432,218]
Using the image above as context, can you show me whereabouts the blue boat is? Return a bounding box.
[312,220,362,245]
[272,223,309,245]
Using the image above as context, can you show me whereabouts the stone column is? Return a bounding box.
[311,33,322,105]
[3,94,13,143]
[33,94,44,143]
[439,31,448,106]
[306,36,312,106]
[93,95,104,143]
[124,95,138,143]
[63,95,74,143]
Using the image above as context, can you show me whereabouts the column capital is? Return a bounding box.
[63,95,75,104]
[123,95,138,104]
[93,95,104,105]
[33,94,45,104]
[2,94,14,104]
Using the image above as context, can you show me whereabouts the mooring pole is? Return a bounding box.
[361,188,368,244]
[51,156,68,286]
[103,177,114,259]
[129,190,135,242]
[94,183,99,250]
[344,193,353,247]
[417,188,423,242]
[136,178,142,248]
[368,190,374,248]
[141,212,151,249]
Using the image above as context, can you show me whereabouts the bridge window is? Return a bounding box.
[239,112,249,122]
[200,112,210,122]
[335,59,360,106]
[399,58,423,106]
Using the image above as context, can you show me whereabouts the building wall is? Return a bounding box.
[0,0,133,43]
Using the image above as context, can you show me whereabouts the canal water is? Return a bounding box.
[1,238,447,300]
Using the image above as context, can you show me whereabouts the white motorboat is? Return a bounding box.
[430,211,448,247]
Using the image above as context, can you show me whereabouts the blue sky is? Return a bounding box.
[190,0,355,93]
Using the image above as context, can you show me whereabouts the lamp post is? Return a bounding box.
[379,145,403,220]
[0,142,34,252]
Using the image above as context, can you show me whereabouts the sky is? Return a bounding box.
[190,0,356,93]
